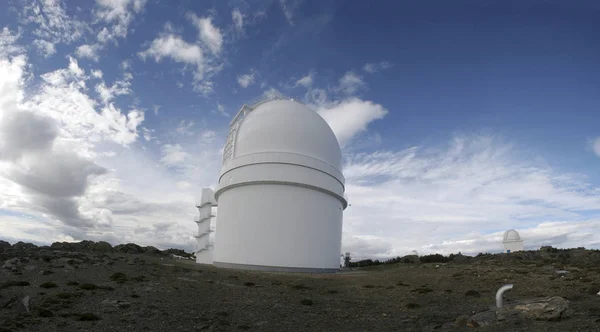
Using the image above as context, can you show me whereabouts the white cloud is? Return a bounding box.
[33,39,56,57]
[160,144,190,166]
[295,71,313,88]
[175,120,195,136]
[20,0,88,44]
[91,69,103,79]
[139,33,204,79]
[0,33,221,252]
[592,137,600,157]
[232,9,244,32]
[67,56,85,77]
[341,134,600,259]
[75,44,102,62]
[317,98,387,147]
[187,14,223,55]
[216,103,228,117]
[337,71,365,95]
[0,28,25,58]
[95,72,132,105]
[363,61,392,74]
[237,69,256,88]
[94,0,147,43]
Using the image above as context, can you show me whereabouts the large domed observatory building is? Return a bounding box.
[194,96,348,272]
[502,229,524,253]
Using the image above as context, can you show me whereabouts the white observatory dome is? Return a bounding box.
[503,229,521,242]
[502,229,524,253]
[213,97,347,272]
[233,99,343,170]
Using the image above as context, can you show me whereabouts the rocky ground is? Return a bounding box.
[2,241,600,331]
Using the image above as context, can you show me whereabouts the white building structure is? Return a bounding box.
[193,96,348,272]
[194,188,216,264]
[502,229,524,253]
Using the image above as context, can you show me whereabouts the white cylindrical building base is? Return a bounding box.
[503,240,524,253]
[213,184,343,272]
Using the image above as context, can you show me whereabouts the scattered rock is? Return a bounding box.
[469,310,495,327]
[2,258,20,269]
[16,295,30,313]
[513,297,570,321]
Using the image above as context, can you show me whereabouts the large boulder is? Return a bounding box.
[142,246,162,255]
[0,240,11,252]
[114,243,144,254]
[12,241,38,251]
[92,241,113,252]
[512,297,570,321]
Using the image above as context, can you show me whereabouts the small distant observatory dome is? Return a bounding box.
[213,97,347,272]
[502,229,524,253]
[503,229,521,242]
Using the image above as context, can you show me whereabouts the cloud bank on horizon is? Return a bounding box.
[1,0,599,259]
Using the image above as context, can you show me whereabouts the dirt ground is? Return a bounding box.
[2,250,600,331]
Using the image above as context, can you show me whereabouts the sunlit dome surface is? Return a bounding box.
[503,229,521,242]
[231,99,343,171]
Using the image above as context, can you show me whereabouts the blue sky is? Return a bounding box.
[1,0,599,258]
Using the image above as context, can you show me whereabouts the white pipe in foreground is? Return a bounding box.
[496,284,513,308]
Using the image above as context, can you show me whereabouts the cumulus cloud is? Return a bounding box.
[337,71,365,95]
[94,0,147,43]
[33,39,56,57]
[95,72,132,105]
[160,144,191,166]
[75,44,102,61]
[187,13,223,55]
[0,25,220,251]
[0,56,107,228]
[139,30,218,94]
[237,69,256,88]
[295,71,314,88]
[317,98,387,147]
[91,69,103,79]
[0,28,25,58]
[20,0,88,44]
[363,61,392,74]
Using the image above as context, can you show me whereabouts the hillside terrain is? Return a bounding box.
[1,241,600,331]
